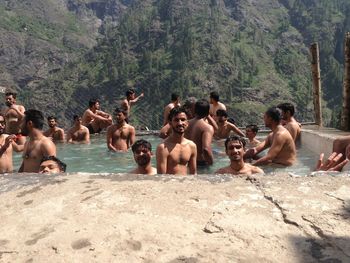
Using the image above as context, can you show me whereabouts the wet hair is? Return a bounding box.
[89,98,99,108]
[265,107,282,123]
[168,106,188,121]
[171,93,180,101]
[246,124,259,133]
[114,107,127,116]
[131,139,152,153]
[225,135,246,150]
[40,156,67,172]
[194,99,210,118]
[216,109,228,118]
[73,115,81,121]
[277,102,295,116]
[126,88,135,97]
[24,109,45,130]
[210,91,219,102]
[47,116,57,121]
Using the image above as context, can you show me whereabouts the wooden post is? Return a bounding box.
[310,43,323,127]
[341,32,350,131]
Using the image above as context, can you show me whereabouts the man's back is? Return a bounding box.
[284,119,301,142]
[209,102,226,117]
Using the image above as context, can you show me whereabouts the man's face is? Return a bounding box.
[48,119,56,128]
[39,160,62,174]
[217,115,227,124]
[94,102,100,110]
[128,93,135,100]
[263,113,272,128]
[5,95,15,107]
[245,128,256,140]
[281,110,288,120]
[74,117,82,125]
[226,140,244,161]
[133,146,152,167]
[115,112,125,124]
[170,112,188,134]
[0,116,5,135]
[20,118,30,136]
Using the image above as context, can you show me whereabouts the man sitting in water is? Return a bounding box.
[244,107,296,166]
[214,109,245,139]
[130,139,157,175]
[215,135,264,175]
[245,124,261,149]
[19,109,57,173]
[43,116,65,143]
[156,107,197,175]
[106,108,135,152]
[277,102,301,142]
[66,115,90,144]
[39,156,67,174]
[82,98,112,134]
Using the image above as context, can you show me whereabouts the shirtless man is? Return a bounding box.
[39,156,67,174]
[106,108,135,152]
[214,109,244,139]
[156,107,197,175]
[163,93,180,126]
[3,90,26,144]
[66,115,90,144]
[245,124,261,149]
[209,91,226,118]
[19,109,56,173]
[185,99,214,166]
[277,103,301,142]
[43,116,65,143]
[0,114,22,173]
[120,88,144,119]
[215,135,264,175]
[129,139,157,175]
[82,98,112,134]
[244,107,296,166]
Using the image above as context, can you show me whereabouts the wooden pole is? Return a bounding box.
[310,43,323,127]
[341,32,350,131]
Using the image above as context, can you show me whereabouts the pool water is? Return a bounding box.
[12,134,318,175]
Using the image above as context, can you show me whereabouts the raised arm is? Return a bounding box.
[156,143,168,174]
[129,93,144,104]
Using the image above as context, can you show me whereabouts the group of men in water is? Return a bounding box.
[0,87,349,175]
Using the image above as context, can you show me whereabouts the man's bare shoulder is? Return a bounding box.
[215,166,230,174]
[126,123,135,131]
[184,138,196,147]
[246,163,264,174]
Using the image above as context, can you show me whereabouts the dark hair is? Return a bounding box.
[131,139,152,153]
[114,107,127,116]
[40,156,67,172]
[195,99,210,118]
[225,135,246,150]
[246,124,259,133]
[183,97,197,108]
[265,107,282,123]
[5,91,17,99]
[73,115,81,121]
[277,102,295,116]
[126,88,135,97]
[168,106,188,121]
[216,109,228,118]
[47,116,57,121]
[228,118,235,125]
[210,91,219,102]
[24,109,45,130]
[171,93,180,101]
[89,98,99,108]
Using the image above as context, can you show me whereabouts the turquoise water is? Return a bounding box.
[12,134,318,175]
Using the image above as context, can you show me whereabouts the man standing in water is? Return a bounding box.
[66,115,90,144]
[244,107,296,166]
[156,107,197,175]
[19,109,56,173]
[106,108,135,152]
[209,91,226,118]
[215,135,264,175]
[82,98,112,134]
[185,99,214,166]
[43,116,65,143]
[130,139,157,175]
[121,88,144,120]
[163,93,180,126]
[277,102,301,142]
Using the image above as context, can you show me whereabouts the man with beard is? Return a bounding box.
[0,113,22,173]
[3,89,26,145]
[19,109,56,173]
[156,107,197,175]
[215,135,264,175]
[43,116,65,143]
[277,102,301,142]
[244,107,296,166]
[106,108,135,152]
[66,115,90,144]
[129,139,157,175]
[82,98,112,134]
[214,109,245,139]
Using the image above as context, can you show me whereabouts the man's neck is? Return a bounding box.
[29,129,43,140]
[116,121,126,128]
[169,132,184,143]
[270,123,280,132]
[230,160,245,171]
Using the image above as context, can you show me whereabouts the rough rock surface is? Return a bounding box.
[0,173,349,262]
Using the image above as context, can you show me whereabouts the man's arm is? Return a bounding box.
[253,134,284,166]
[10,105,25,119]
[228,123,245,137]
[156,143,167,174]
[41,139,57,157]
[206,115,218,131]
[58,129,65,142]
[0,135,13,156]
[66,129,73,143]
[202,127,214,165]
[129,127,136,147]
[188,143,197,175]
[83,128,90,144]
[106,127,117,151]
[129,93,144,104]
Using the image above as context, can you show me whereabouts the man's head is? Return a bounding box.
[264,107,282,128]
[89,98,100,110]
[5,90,17,107]
[277,102,295,120]
[47,116,57,128]
[39,156,66,174]
[131,139,153,167]
[194,99,210,119]
[245,124,259,140]
[126,89,135,100]
[216,109,228,123]
[210,91,220,104]
[114,107,127,124]
[171,93,180,103]
[168,107,188,134]
[0,114,5,135]
[225,135,246,162]
[21,109,45,136]
[183,97,197,119]
[73,114,82,125]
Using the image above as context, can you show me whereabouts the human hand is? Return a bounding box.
[316,152,349,172]
[244,148,257,159]
[140,93,144,97]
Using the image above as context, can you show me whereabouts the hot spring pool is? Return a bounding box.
[12,134,318,175]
